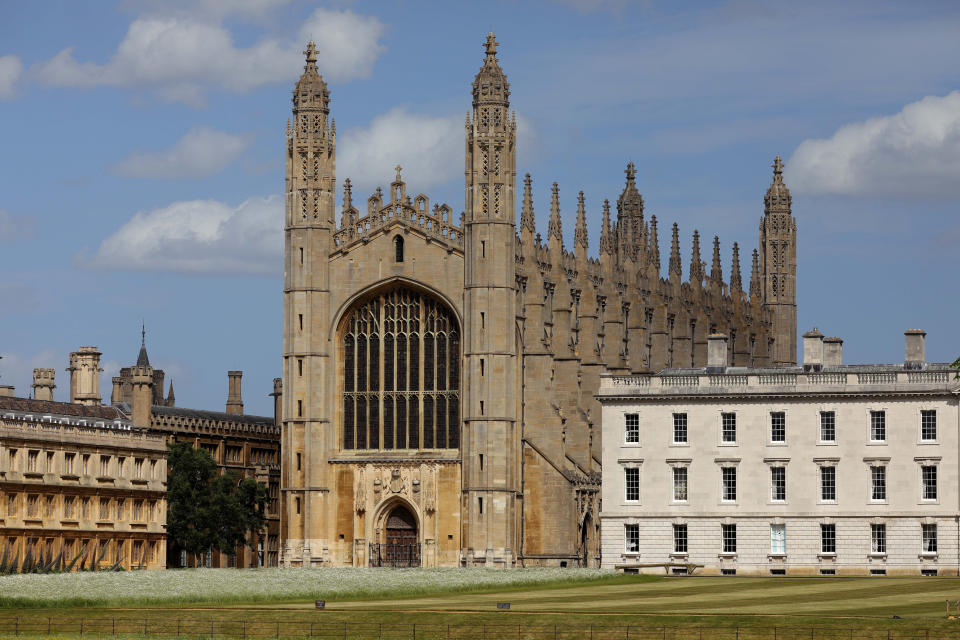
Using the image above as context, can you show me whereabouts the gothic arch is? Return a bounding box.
[372,494,422,544]
[331,277,463,341]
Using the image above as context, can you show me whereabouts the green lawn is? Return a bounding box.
[3,574,960,639]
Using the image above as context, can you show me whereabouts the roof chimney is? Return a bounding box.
[802,328,824,372]
[706,334,728,373]
[823,337,843,367]
[0,385,14,398]
[270,377,282,426]
[32,368,56,401]
[904,329,926,370]
[67,347,103,405]
[226,370,244,415]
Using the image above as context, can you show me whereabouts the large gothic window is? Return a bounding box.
[342,287,460,450]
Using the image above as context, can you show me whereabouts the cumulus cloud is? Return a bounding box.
[0,55,23,100]
[788,91,960,200]
[112,127,248,179]
[34,8,385,105]
[79,196,282,275]
[0,209,35,243]
[338,108,537,195]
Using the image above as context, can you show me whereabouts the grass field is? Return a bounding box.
[3,571,960,639]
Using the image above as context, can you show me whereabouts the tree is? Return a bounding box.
[953,356,960,379]
[166,442,269,566]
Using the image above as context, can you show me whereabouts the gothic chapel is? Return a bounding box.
[280,35,797,567]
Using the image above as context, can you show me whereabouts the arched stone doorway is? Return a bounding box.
[371,502,421,567]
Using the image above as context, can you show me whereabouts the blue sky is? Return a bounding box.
[1,0,958,416]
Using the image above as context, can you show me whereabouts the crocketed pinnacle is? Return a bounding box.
[166,380,175,407]
[136,322,150,367]
[764,154,792,215]
[548,182,563,243]
[293,41,330,112]
[668,222,682,279]
[520,173,536,234]
[648,215,660,272]
[342,178,357,227]
[749,248,761,299]
[711,236,723,284]
[690,230,704,284]
[473,32,510,108]
[574,191,588,249]
[599,199,614,255]
[730,242,742,292]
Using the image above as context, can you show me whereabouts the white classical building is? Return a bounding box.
[598,329,960,576]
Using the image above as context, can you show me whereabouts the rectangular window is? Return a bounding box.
[921,410,937,441]
[118,457,126,477]
[770,412,786,443]
[871,466,886,501]
[99,455,110,477]
[150,459,157,479]
[673,524,688,554]
[770,466,786,502]
[673,467,688,502]
[770,524,786,554]
[45,452,55,473]
[624,467,640,502]
[134,500,143,521]
[116,498,125,520]
[722,523,737,553]
[99,498,110,520]
[81,498,90,519]
[44,496,54,517]
[64,453,75,475]
[722,467,737,501]
[64,496,75,519]
[870,410,886,442]
[820,411,836,442]
[721,413,736,443]
[134,458,144,479]
[625,523,639,553]
[26,494,38,518]
[7,493,16,516]
[871,524,886,554]
[624,413,639,444]
[8,448,17,471]
[821,466,836,501]
[27,450,38,473]
[922,466,938,500]
[673,413,688,444]
[82,454,89,475]
[820,523,836,554]
[922,524,938,553]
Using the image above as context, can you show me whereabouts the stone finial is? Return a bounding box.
[166,380,175,407]
[689,230,704,285]
[749,248,761,299]
[485,32,499,56]
[304,41,318,65]
[764,154,792,216]
[668,222,682,279]
[473,32,510,108]
[648,215,660,272]
[520,173,536,234]
[730,242,742,292]
[574,191,588,250]
[710,236,723,284]
[599,199,614,255]
[548,182,562,243]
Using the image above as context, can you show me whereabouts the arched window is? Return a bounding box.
[341,286,459,450]
[395,236,404,263]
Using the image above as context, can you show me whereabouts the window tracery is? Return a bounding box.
[342,287,460,451]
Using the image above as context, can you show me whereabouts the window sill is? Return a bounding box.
[131,479,149,486]
[622,552,640,558]
[60,474,80,481]
[816,441,838,446]
[868,500,888,505]
[866,441,887,446]
[920,552,938,559]
[23,472,43,479]
[818,500,838,505]
[918,440,939,445]
[669,442,690,448]
[718,442,738,447]
[718,552,737,559]
[23,518,42,526]
[768,553,787,559]
[768,501,787,506]
[621,443,642,448]
[817,553,837,560]
[767,442,787,447]
[670,501,689,506]
[869,552,887,559]
[670,552,689,559]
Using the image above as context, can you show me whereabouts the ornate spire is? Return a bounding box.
[599,199,614,255]
[548,182,562,243]
[689,230,704,284]
[136,322,150,367]
[750,248,761,299]
[166,380,175,407]
[616,161,645,262]
[293,41,330,113]
[574,191,588,250]
[669,222,682,279]
[472,32,510,108]
[711,236,723,283]
[764,154,792,215]
[520,173,536,233]
[341,178,358,229]
[648,215,660,273]
[730,242,742,292]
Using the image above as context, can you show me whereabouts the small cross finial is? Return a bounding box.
[141,321,146,347]
[394,165,402,182]
[304,41,317,65]
[485,32,499,56]
[772,155,784,175]
[625,161,636,181]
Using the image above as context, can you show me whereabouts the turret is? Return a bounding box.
[32,368,56,402]
[760,155,798,365]
[67,347,102,406]
[131,364,153,427]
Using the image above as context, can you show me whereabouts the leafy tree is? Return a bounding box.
[166,442,268,566]
[952,356,960,379]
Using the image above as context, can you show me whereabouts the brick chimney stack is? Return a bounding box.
[32,368,56,401]
[226,370,244,415]
[904,329,926,370]
[706,334,728,373]
[823,337,843,367]
[802,329,824,372]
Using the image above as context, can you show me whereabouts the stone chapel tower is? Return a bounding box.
[760,156,797,366]
[282,41,337,562]
[461,33,520,566]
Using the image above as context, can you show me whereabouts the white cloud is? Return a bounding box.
[79,196,282,275]
[788,91,960,200]
[34,8,385,105]
[0,55,23,100]
[112,127,248,179]
[0,209,35,243]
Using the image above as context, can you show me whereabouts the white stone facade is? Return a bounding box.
[599,331,960,576]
